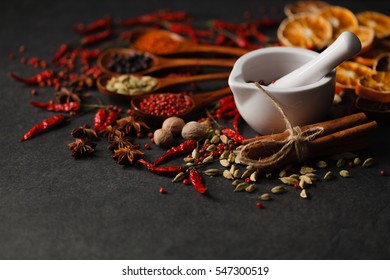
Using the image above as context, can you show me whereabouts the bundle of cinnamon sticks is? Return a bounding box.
[239,113,377,173]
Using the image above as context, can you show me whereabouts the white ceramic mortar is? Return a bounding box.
[228,47,335,135]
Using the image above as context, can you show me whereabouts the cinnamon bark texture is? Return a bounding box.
[239,113,377,174]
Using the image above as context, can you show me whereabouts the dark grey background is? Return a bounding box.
[0,0,389,259]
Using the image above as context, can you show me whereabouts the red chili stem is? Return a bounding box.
[222,128,245,144]
[189,168,208,194]
[81,28,112,46]
[30,100,80,112]
[153,139,197,166]
[20,114,66,142]
[137,159,185,176]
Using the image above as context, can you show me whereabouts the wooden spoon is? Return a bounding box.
[97,48,236,76]
[131,87,232,123]
[97,72,230,99]
[129,28,248,57]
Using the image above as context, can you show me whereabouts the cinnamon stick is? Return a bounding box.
[239,116,377,173]
[243,112,369,144]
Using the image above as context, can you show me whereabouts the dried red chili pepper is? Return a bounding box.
[211,19,239,31]
[30,100,80,112]
[74,17,111,34]
[153,139,197,166]
[8,70,54,85]
[81,28,112,46]
[214,34,228,45]
[168,23,197,42]
[20,114,66,142]
[189,168,208,194]
[51,44,69,63]
[222,128,245,144]
[93,109,108,131]
[101,110,119,129]
[232,113,241,133]
[120,11,189,27]
[137,159,185,176]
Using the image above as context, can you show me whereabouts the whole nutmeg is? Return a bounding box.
[181,121,206,140]
[154,128,173,147]
[162,116,185,136]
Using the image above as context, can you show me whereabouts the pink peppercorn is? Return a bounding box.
[139,93,193,117]
[256,202,263,209]
[159,187,166,194]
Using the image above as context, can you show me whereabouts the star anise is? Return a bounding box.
[71,125,97,139]
[98,125,121,140]
[112,145,144,165]
[55,87,81,104]
[116,116,150,135]
[69,75,94,93]
[108,131,133,150]
[68,138,97,158]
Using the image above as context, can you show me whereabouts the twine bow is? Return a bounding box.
[239,82,324,169]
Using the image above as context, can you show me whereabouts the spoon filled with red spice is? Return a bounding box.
[96,72,230,99]
[97,48,236,76]
[130,87,232,123]
[129,28,248,57]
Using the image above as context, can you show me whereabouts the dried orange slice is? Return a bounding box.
[319,6,358,35]
[353,39,390,67]
[284,1,330,18]
[356,72,390,103]
[356,11,390,39]
[336,61,376,91]
[374,53,390,72]
[277,14,332,50]
[334,25,375,54]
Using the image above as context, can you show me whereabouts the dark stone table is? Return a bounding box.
[0,0,389,259]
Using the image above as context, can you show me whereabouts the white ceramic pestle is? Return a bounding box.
[269,31,361,88]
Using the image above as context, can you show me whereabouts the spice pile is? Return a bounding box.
[9,4,388,208]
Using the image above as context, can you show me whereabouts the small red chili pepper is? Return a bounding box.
[81,28,112,46]
[8,70,54,85]
[219,95,235,106]
[189,168,207,194]
[93,109,108,131]
[168,23,197,42]
[120,11,189,27]
[30,100,80,112]
[153,139,197,166]
[211,19,239,31]
[74,17,111,34]
[51,44,69,63]
[222,128,246,144]
[214,34,228,45]
[20,114,66,142]
[232,112,241,132]
[102,110,118,128]
[137,159,185,176]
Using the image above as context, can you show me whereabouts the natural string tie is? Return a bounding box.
[239,82,324,168]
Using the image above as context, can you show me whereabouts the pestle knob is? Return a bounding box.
[269,31,361,88]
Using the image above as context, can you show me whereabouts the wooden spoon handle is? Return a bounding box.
[157,72,230,90]
[184,44,248,57]
[192,87,232,110]
[158,57,236,69]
